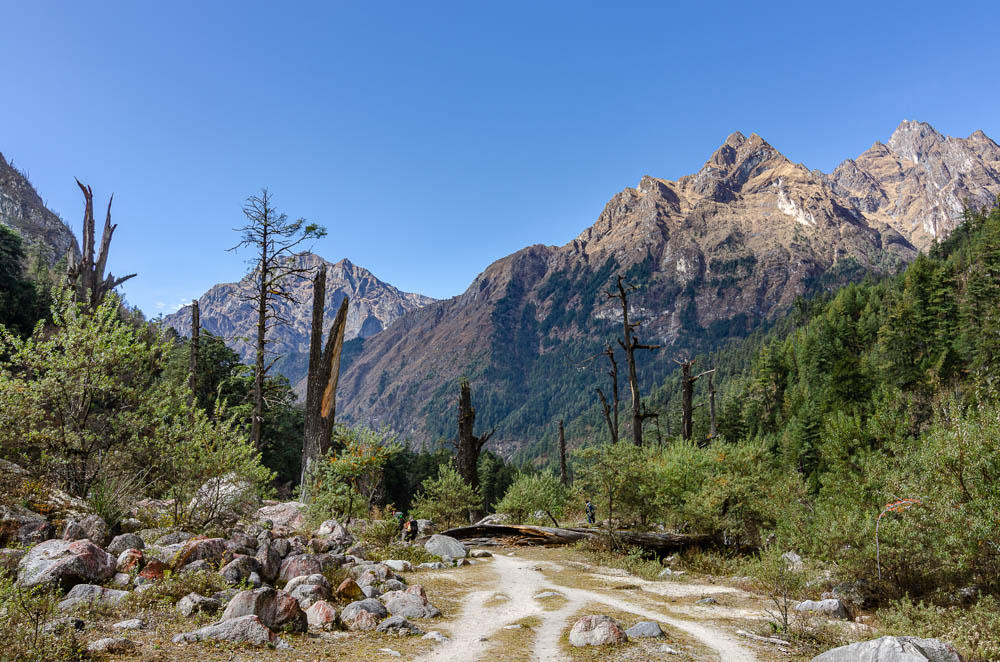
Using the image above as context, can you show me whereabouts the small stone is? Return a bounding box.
[534,591,561,599]
[503,624,522,630]
[379,649,401,657]
[86,637,136,654]
[41,616,85,635]
[177,592,221,617]
[625,621,664,639]
[470,550,492,558]
[657,568,672,578]
[376,615,425,636]
[696,597,718,605]
[112,618,145,631]
[422,631,449,642]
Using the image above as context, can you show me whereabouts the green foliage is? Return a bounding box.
[123,569,227,610]
[573,442,650,529]
[0,570,86,662]
[411,464,481,529]
[495,472,571,525]
[304,426,396,525]
[0,225,42,336]
[744,545,808,633]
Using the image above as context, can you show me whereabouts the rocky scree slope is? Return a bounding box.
[163,252,435,396]
[0,151,80,265]
[337,122,1000,455]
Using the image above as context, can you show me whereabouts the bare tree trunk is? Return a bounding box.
[454,379,494,520]
[251,243,267,449]
[188,300,200,395]
[597,388,615,444]
[65,180,136,309]
[675,358,715,442]
[708,372,717,440]
[301,266,350,496]
[604,343,620,441]
[608,276,659,446]
[558,419,568,486]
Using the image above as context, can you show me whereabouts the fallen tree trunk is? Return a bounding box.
[441,524,710,554]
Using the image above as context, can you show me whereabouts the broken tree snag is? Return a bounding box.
[608,275,660,446]
[558,419,568,486]
[188,300,200,406]
[301,265,350,495]
[65,179,136,309]
[707,371,717,440]
[441,524,711,554]
[674,358,715,441]
[454,378,494,495]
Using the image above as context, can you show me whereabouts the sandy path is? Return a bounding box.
[411,553,761,662]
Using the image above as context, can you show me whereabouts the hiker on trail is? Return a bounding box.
[585,499,596,525]
[404,517,419,543]
[395,511,405,541]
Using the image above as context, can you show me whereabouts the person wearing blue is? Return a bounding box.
[585,499,596,525]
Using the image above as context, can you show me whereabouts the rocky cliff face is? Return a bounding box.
[0,152,80,264]
[827,120,1000,249]
[337,122,999,454]
[163,253,435,396]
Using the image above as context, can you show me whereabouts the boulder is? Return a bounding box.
[380,587,441,619]
[341,598,388,630]
[257,502,306,536]
[285,573,330,594]
[811,636,965,662]
[377,615,425,635]
[17,539,115,589]
[278,553,323,584]
[336,577,366,601]
[272,538,292,558]
[179,559,213,575]
[177,592,222,617]
[316,518,350,539]
[61,520,87,542]
[154,530,193,546]
[796,599,851,620]
[187,474,255,526]
[383,579,407,592]
[416,519,435,535]
[119,517,142,533]
[306,600,339,630]
[173,614,289,649]
[79,515,109,547]
[58,584,128,610]
[116,548,144,573]
[255,540,282,584]
[220,587,307,632]
[86,637,136,654]
[383,559,413,572]
[111,572,131,588]
[174,537,227,568]
[136,559,168,583]
[625,621,664,639]
[424,534,466,559]
[470,549,492,558]
[418,562,446,570]
[568,615,628,647]
[220,555,262,586]
[112,618,145,631]
[782,551,804,571]
[289,582,329,609]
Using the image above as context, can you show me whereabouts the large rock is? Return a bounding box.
[86,637,136,654]
[278,553,340,584]
[174,537,227,568]
[377,615,425,635]
[107,533,144,556]
[220,587,307,632]
[257,502,306,536]
[286,573,331,594]
[336,577,366,601]
[255,540,282,584]
[289,582,329,610]
[79,514,109,547]
[811,636,965,662]
[173,614,289,649]
[306,600,339,630]
[177,592,221,617]
[0,547,25,571]
[116,548,144,573]
[17,539,115,589]
[568,615,629,647]
[796,599,851,620]
[57,584,128,610]
[341,598,388,630]
[380,585,440,619]
[220,555,262,586]
[424,534,467,559]
[625,621,665,639]
[187,474,255,525]
[0,504,53,546]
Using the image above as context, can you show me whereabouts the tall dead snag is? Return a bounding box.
[608,275,660,446]
[66,179,136,309]
[558,419,568,486]
[188,300,200,407]
[595,343,620,443]
[707,372,717,440]
[301,265,350,496]
[675,358,715,441]
[454,379,494,500]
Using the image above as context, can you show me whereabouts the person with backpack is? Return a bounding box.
[585,499,596,525]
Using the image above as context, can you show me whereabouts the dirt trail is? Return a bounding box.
[412,552,762,662]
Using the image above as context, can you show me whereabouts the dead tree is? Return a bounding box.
[675,358,715,441]
[453,379,494,497]
[558,419,568,486]
[66,179,136,309]
[595,343,620,443]
[608,275,660,445]
[188,300,200,407]
[707,371,717,440]
[301,265,350,496]
[230,189,326,448]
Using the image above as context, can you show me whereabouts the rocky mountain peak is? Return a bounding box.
[887,119,946,164]
[0,152,80,264]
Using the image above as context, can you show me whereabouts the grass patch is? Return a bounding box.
[877,596,1000,662]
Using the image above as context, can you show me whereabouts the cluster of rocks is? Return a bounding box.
[3,500,467,650]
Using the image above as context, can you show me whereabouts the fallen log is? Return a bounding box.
[440,524,711,554]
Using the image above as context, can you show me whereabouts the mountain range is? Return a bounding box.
[0,152,79,264]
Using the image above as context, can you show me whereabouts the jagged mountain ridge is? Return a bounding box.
[163,253,436,396]
[336,121,1000,455]
[0,152,80,264]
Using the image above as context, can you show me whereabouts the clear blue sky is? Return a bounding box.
[2,0,998,316]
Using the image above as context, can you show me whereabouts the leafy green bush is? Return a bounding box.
[879,596,1000,662]
[303,426,395,526]
[411,464,481,529]
[123,570,227,610]
[495,472,571,525]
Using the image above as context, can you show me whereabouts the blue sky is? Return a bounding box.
[2,0,998,316]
